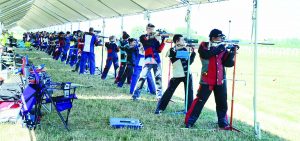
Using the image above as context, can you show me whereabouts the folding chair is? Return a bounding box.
[22,64,77,131]
[20,65,43,129]
[20,83,43,129]
[43,82,77,131]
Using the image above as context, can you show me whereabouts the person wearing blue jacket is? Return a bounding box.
[101,35,119,79]
[117,38,136,87]
[79,28,99,75]
[129,39,156,95]
[66,31,77,66]
[61,31,71,62]
[132,23,165,100]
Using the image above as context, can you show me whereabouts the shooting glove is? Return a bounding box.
[230,45,240,52]
[161,36,166,43]
[217,44,226,52]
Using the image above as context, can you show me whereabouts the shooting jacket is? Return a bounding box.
[199,42,235,90]
[83,32,98,53]
[119,39,128,63]
[139,34,165,64]
[105,42,119,60]
[167,46,196,78]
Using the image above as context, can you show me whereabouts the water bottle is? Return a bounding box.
[63,82,71,98]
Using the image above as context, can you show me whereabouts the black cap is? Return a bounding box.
[128,38,135,43]
[147,23,155,28]
[89,27,94,32]
[209,29,224,38]
[122,31,130,39]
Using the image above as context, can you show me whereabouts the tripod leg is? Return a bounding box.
[229,47,237,128]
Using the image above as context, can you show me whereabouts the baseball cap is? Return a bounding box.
[209,29,225,38]
[147,23,155,28]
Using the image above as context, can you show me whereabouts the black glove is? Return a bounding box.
[161,36,166,42]
[217,44,226,52]
[230,45,240,52]
[169,48,176,57]
[105,42,109,47]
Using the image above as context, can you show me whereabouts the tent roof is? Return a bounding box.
[0,0,226,30]
[0,0,34,29]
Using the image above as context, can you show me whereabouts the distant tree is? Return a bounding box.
[130,26,145,39]
[175,27,207,41]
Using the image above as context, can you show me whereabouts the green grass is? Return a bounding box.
[1,47,298,141]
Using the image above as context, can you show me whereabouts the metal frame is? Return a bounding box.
[1,0,31,13]
[2,12,28,25]
[36,0,71,22]
[184,2,191,113]
[74,0,104,18]
[129,0,147,11]
[0,0,12,7]
[97,0,122,16]
[4,0,228,30]
[0,0,33,23]
[1,8,30,20]
[0,5,31,22]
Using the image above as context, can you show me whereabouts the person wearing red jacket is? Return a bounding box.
[185,29,238,129]
[53,32,65,60]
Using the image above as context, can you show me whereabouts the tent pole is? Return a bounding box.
[71,22,73,33]
[102,19,105,42]
[64,23,67,32]
[186,5,191,39]
[253,0,261,139]
[121,16,124,32]
[228,20,231,40]
[79,22,81,30]
[100,19,105,74]
[145,10,150,23]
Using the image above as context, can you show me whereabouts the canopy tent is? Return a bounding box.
[0,0,34,29]
[0,0,261,139]
[0,0,226,30]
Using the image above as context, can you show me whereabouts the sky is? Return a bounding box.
[7,0,300,40]
[126,0,300,40]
